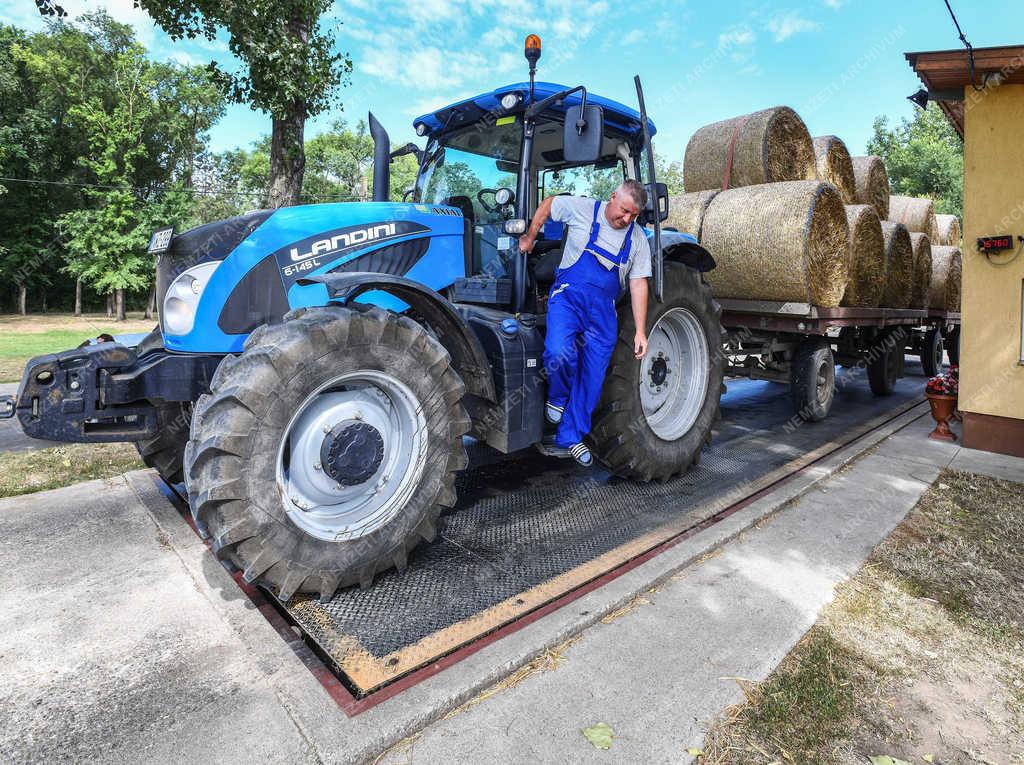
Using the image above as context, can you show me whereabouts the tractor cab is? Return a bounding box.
[409,80,658,303]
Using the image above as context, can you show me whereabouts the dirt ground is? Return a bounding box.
[701,469,1024,765]
[0,443,144,498]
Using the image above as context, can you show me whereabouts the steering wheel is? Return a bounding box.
[476,187,514,214]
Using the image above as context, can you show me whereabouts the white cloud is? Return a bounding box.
[169,50,200,66]
[622,29,644,46]
[823,0,844,8]
[767,12,820,42]
[718,26,755,49]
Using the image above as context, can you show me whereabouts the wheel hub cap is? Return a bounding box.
[649,355,669,387]
[321,421,385,486]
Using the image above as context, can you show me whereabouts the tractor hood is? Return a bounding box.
[161,201,469,355]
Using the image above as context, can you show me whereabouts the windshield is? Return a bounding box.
[540,161,625,201]
[416,121,521,226]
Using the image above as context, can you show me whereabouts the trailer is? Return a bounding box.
[717,299,958,422]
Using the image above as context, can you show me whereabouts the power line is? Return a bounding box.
[0,175,365,203]
[942,0,991,92]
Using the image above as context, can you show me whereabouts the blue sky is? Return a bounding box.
[4,0,1022,163]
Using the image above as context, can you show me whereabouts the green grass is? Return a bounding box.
[0,443,144,498]
[0,313,155,383]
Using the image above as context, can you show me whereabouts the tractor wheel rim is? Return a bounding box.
[639,307,710,440]
[276,370,427,542]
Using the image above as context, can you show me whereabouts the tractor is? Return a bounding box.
[1,37,723,600]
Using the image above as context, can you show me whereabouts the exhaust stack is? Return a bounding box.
[369,112,390,202]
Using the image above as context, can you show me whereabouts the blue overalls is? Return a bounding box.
[544,201,634,448]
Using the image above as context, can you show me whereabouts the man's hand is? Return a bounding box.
[634,331,649,359]
[519,234,535,254]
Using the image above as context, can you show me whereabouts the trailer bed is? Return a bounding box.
[717,298,929,334]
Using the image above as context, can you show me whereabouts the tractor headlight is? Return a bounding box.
[162,261,221,336]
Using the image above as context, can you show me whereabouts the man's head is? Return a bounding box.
[606,179,648,229]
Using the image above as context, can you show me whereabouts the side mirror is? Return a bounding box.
[563,104,604,164]
[643,182,669,225]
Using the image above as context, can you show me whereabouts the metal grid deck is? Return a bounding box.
[279,367,928,697]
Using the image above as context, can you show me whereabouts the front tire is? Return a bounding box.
[920,327,944,377]
[790,337,835,422]
[590,262,723,481]
[184,305,469,601]
[136,402,192,484]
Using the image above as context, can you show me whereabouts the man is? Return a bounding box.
[519,179,651,467]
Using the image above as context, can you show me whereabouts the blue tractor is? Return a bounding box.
[1,39,722,600]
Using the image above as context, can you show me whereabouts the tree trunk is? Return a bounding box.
[115,288,126,321]
[144,286,155,320]
[74,277,82,316]
[267,102,307,208]
[41,290,47,314]
[18,284,26,316]
[106,293,114,318]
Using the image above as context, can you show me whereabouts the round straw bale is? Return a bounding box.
[934,213,961,246]
[683,107,817,193]
[908,232,933,309]
[812,136,856,204]
[929,246,962,312]
[701,181,849,307]
[879,221,914,308]
[888,195,937,241]
[666,190,719,239]
[850,156,890,219]
[841,204,885,307]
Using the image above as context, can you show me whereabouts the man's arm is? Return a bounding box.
[518,195,555,254]
[630,277,649,359]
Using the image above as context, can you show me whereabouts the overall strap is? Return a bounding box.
[588,200,602,245]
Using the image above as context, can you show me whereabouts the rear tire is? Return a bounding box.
[184,305,469,601]
[136,402,191,485]
[790,337,835,422]
[867,328,904,396]
[920,327,944,377]
[944,326,960,365]
[590,262,723,481]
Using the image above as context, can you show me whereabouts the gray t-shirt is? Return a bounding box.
[550,195,652,288]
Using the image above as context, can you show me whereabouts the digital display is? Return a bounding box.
[977,234,1014,252]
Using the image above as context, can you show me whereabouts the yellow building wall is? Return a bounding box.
[960,83,1024,420]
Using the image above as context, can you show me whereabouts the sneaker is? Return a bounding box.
[569,442,594,467]
[545,401,564,424]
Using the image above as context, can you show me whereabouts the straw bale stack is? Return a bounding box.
[929,246,962,312]
[888,195,937,243]
[812,136,856,204]
[841,204,885,307]
[700,181,849,307]
[665,190,719,239]
[850,156,890,219]
[879,221,913,308]
[908,232,933,309]
[683,107,817,193]
[934,214,961,246]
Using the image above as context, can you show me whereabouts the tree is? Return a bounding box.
[138,0,351,208]
[654,149,684,196]
[867,107,963,218]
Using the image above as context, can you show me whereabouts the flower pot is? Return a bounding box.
[925,392,957,441]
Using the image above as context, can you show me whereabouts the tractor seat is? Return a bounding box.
[532,249,563,284]
[442,195,475,227]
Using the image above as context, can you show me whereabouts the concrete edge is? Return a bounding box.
[335,402,932,761]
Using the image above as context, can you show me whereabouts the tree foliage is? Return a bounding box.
[137,0,351,207]
[867,107,964,218]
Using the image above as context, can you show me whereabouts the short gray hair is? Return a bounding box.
[617,179,648,209]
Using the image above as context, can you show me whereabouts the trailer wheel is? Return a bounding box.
[944,326,960,365]
[136,402,192,484]
[867,328,904,396]
[790,337,835,422]
[920,327,944,377]
[590,262,723,481]
[184,305,469,601]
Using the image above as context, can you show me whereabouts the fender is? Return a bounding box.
[658,229,717,273]
[299,272,497,402]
